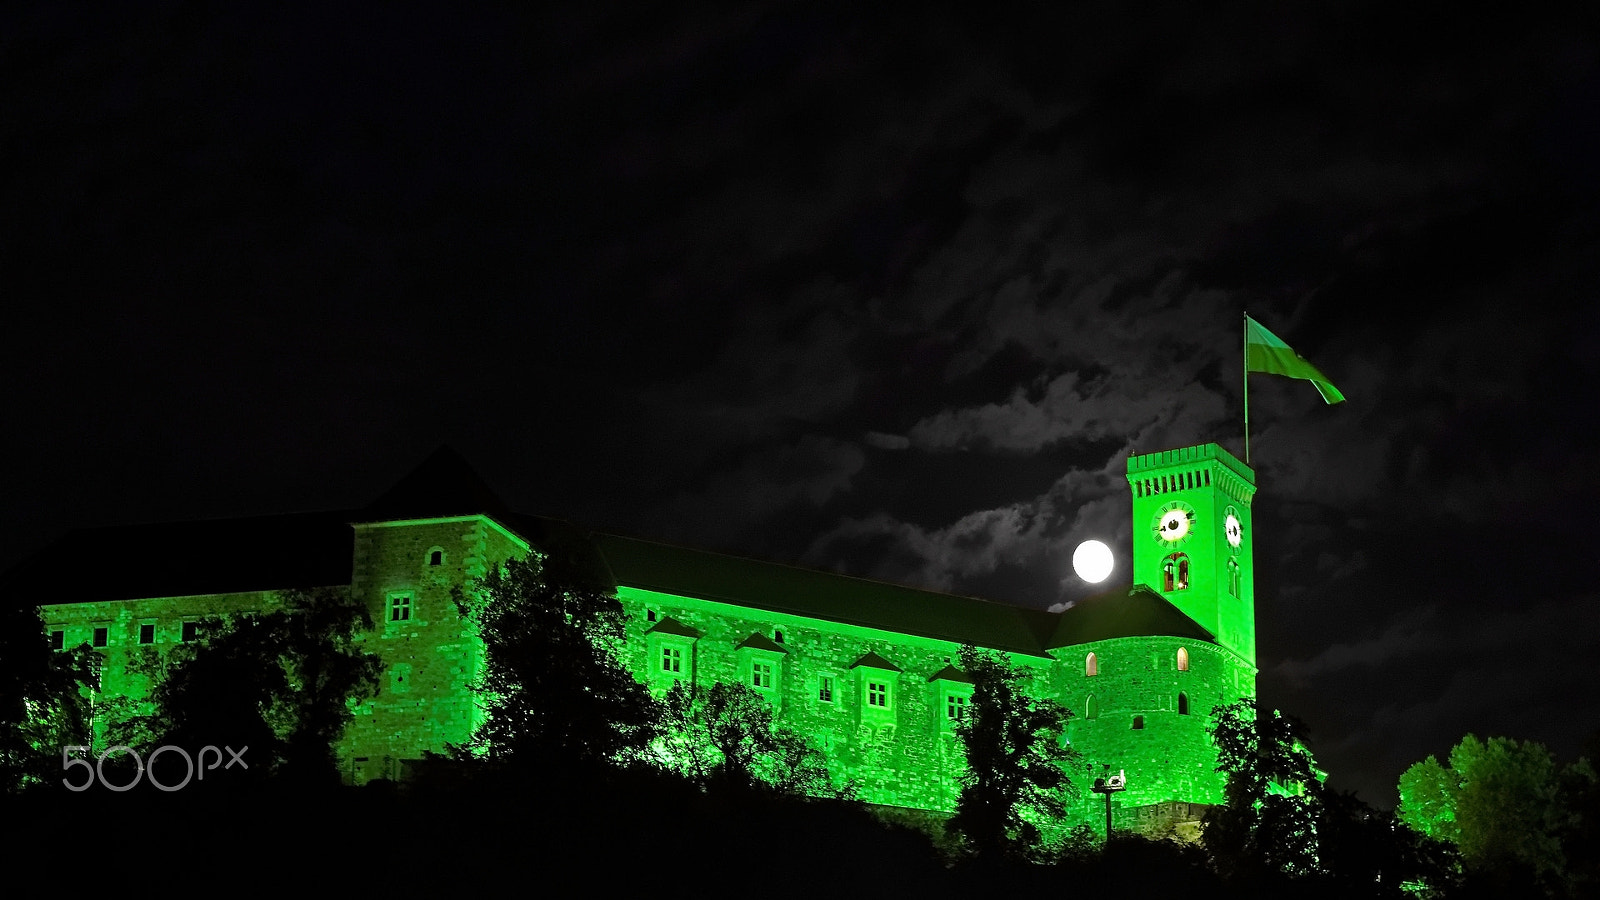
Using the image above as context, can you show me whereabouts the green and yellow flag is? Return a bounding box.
[1245,315,1345,404]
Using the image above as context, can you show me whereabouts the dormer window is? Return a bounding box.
[1162,553,1190,592]
[752,660,774,689]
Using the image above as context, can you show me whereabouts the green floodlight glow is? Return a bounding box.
[39,442,1258,838]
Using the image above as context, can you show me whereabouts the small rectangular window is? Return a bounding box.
[180,621,198,643]
[49,630,64,651]
[388,592,413,623]
[946,694,967,721]
[92,627,108,648]
[138,623,155,644]
[867,681,888,708]
[752,661,773,689]
[818,676,834,703]
[661,646,682,674]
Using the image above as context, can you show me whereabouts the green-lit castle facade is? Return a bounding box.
[25,441,1258,835]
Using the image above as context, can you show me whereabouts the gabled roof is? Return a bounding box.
[644,616,702,639]
[734,633,787,654]
[927,664,973,684]
[357,445,515,524]
[850,651,902,672]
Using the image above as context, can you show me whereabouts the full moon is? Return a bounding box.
[1072,539,1114,583]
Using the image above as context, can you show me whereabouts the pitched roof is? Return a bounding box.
[590,531,1064,657]
[644,616,702,639]
[850,651,902,672]
[357,445,515,523]
[4,510,357,608]
[1045,584,1216,647]
[734,632,787,654]
[927,664,973,683]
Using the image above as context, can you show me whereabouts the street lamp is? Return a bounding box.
[1091,764,1127,839]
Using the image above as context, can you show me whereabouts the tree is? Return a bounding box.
[1397,734,1567,890]
[1203,698,1327,882]
[0,602,96,794]
[118,586,382,787]
[653,681,841,797]
[945,644,1080,860]
[452,538,658,773]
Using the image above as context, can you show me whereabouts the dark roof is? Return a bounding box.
[6,510,356,608]
[1045,584,1216,647]
[734,633,787,654]
[927,664,973,684]
[11,451,1221,658]
[644,616,702,639]
[851,651,902,672]
[357,445,516,523]
[591,532,1064,657]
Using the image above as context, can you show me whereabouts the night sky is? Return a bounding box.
[7,2,1600,808]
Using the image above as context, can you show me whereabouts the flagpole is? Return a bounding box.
[1242,311,1250,465]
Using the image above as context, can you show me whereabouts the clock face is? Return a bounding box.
[1224,507,1244,551]
[1152,501,1196,546]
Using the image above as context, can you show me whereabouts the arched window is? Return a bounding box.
[1227,558,1241,597]
[773,629,784,644]
[1132,715,1144,730]
[1085,652,1098,677]
[1085,694,1098,719]
[1162,553,1190,592]
[1178,693,1190,715]
[1176,647,1189,671]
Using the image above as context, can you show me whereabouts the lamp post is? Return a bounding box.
[1090,764,1127,839]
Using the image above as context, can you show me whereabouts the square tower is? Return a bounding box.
[1126,443,1257,665]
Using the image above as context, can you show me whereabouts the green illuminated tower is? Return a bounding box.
[1126,443,1257,666]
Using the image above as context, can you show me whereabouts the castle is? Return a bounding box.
[21,441,1257,835]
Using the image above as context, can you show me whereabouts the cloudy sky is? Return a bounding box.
[7,2,1599,806]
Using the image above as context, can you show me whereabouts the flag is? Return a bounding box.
[1245,315,1345,404]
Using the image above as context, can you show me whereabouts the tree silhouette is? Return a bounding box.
[653,681,841,797]
[945,644,1080,860]
[116,586,381,787]
[0,603,96,794]
[1203,698,1326,882]
[452,538,657,774]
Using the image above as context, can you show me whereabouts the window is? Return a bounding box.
[1132,715,1145,730]
[138,623,155,644]
[1162,553,1190,591]
[1227,558,1241,597]
[388,592,413,623]
[92,627,108,648]
[1178,693,1190,715]
[646,610,656,622]
[946,694,967,722]
[752,661,773,689]
[429,550,443,566]
[1176,647,1189,671]
[661,646,682,674]
[867,681,889,709]
[48,629,64,651]
[818,676,834,703]
[180,621,198,643]
[1085,694,1098,719]
[773,629,784,644]
[1085,652,1098,677]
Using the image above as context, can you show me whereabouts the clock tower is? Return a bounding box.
[1126,443,1258,665]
